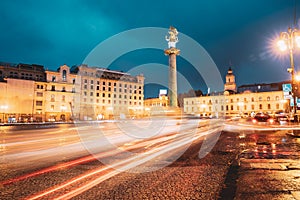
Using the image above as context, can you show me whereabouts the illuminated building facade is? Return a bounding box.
[43,65,78,122]
[0,63,144,122]
[184,68,288,117]
[71,65,145,120]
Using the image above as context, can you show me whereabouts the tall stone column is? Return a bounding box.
[165,26,180,107]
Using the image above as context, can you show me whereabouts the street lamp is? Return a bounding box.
[277,27,300,116]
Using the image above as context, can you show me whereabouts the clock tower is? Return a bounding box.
[224,67,237,93]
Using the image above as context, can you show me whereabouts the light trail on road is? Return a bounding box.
[26,123,223,200]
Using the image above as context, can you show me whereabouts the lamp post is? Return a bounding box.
[277,27,300,117]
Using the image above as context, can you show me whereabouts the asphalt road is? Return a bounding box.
[0,119,300,199]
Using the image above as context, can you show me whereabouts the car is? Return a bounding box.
[275,114,289,125]
[252,113,275,125]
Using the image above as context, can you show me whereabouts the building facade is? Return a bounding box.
[0,62,144,122]
[72,65,144,120]
[184,68,288,117]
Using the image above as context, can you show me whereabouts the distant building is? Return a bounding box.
[0,62,45,82]
[43,65,78,122]
[224,67,237,93]
[184,67,289,117]
[71,65,144,120]
[0,62,145,122]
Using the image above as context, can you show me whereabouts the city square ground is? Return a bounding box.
[0,120,300,199]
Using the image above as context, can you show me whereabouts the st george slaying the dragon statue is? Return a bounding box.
[165,26,179,48]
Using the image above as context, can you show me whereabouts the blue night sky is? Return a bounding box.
[0,0,299,97]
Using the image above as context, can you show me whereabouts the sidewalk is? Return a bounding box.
[232,130,300,200]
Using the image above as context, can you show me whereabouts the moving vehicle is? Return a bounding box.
[252,112,275,125]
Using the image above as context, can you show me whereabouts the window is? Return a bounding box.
[268,104,271,109]
[84,79,87,83]
[62,95,66,102]
[96,86,100,90]
[267,96,270,101]
[231,105,233,110]
[90,92,93,96]
[36,92,43,97]
[102,93,105,97]
[84,91,87,96]
[36,101,43,106]
[91,80,94,84]
[276,96,279,101]
[251,97,255,102]
[73,79,76,84]
[51,95,55,102]
[276,103,279,109]
[259,104,263,109]
[251,105,255,110]
[259,97,262,101]
[96,93,99,97]
[62,70,67,81]
[51,85,55,91]
[91,85,94,90]
[84,85,87,89]
[52,76,56,82]
[51,105,54,110]
[36,109,42,114]
[62,86,66,92]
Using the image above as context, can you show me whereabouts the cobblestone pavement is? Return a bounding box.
[234,129,300,200]
[1,127,300,199]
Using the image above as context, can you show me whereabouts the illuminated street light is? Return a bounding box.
[277,27,300,116]
[0,105,8,123]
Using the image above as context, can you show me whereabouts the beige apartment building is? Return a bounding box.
[184,68,288,117]
[0,63,144,122]
[73,65,145,120]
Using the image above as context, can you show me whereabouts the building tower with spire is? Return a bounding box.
[224,67,237,93]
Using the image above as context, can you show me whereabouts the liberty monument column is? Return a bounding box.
[165,26,180,107]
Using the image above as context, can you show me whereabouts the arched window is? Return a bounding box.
[62,70,67,81]
[259,97,263,101]
[267,96,270,101]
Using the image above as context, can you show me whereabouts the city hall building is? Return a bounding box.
[183,68,290,117]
